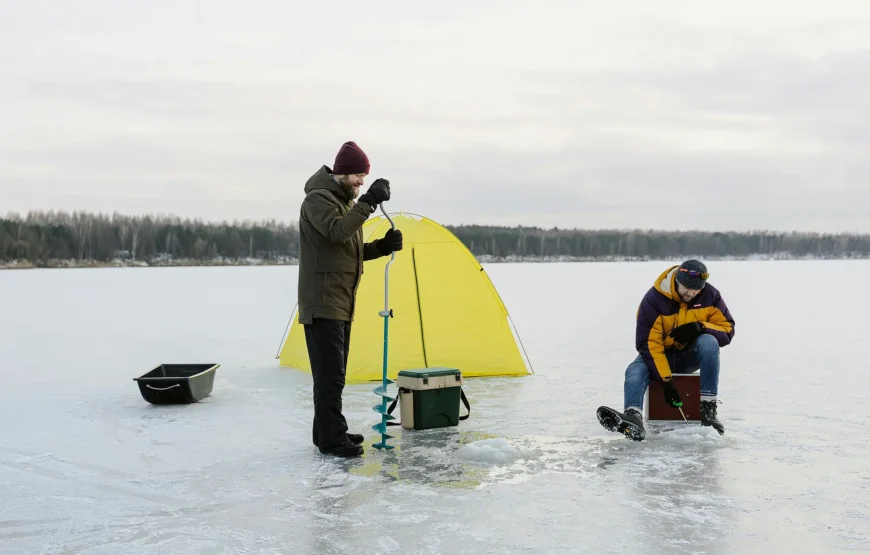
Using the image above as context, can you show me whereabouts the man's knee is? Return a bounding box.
[696,333,719,353]
[315,382,345,404]
[625,359,647,381]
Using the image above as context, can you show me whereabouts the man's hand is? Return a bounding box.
[375,228,403,256]
[358,178,390,208]
[662,379,682,408]
[669,322,704,345]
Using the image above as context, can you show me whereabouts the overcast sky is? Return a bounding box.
[2,0,870,232]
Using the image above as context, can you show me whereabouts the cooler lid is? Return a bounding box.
[398,367,461,378]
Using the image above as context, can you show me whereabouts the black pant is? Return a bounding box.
[304,318,352,449]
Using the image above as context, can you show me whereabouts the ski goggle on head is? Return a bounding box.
[679,268,709,280]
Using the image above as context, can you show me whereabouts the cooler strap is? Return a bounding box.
[385,388,404,426]
[459,387,471,421]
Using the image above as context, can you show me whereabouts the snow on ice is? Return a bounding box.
[1,260,869,554]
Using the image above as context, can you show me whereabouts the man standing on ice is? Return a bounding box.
[598,260,735,440]
[296,141,403,457]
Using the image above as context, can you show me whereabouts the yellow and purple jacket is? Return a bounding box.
[636,265,735,381]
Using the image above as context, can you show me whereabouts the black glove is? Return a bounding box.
[669,322,704,345]
[358,178,390,208]
[662,379,683,408]
[376,229,403,256]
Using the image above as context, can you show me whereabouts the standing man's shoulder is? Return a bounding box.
[300,187,344,225]
[301,165,340,206]
[302,188,335,207]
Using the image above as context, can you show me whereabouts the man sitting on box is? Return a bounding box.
[620,260,735,437]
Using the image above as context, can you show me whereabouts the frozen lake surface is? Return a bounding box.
[1,260,868,554]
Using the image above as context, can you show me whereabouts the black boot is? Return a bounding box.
[700,400,725,434]
[317,433,363,447]
[622,408,646,441]
[319,439,364,458]
[597,406,646,441]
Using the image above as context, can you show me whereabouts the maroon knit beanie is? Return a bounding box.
[333,141,370,175]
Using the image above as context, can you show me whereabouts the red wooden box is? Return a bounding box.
[645,374,700,421]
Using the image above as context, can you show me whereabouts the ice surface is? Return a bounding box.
[1,260,869,554]
[455,438,534,465]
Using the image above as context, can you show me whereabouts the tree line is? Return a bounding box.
[2,210,869,268]
[0,211,299,267]
[457,224,870,260]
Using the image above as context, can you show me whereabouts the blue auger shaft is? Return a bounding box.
[381,308,389,433]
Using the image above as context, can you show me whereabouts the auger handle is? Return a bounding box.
[379,204,396,317]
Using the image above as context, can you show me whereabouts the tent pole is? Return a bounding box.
[274,303,297,359]
[411,247,428,367]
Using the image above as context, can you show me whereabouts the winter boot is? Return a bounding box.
[597,406,646,441]
[314,433,363,448]
[621,408,646,441]
[700,400,725,435]
[319,439,364,458]
[595,407,646,441]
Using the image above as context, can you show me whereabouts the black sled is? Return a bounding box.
[134,363,219,404]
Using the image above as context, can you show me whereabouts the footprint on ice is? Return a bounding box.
[455,438,529,464]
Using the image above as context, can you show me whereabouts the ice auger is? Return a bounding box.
[372,205,397,450]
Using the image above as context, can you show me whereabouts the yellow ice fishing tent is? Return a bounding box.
[277,213,532,383]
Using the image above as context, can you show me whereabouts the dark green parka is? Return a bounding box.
[296,166,385,324]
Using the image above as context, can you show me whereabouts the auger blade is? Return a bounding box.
[372,386,395,399]
[372,405,396,418]
[371,422,397,435]
[372,380,396,394]
[372,441,395,450]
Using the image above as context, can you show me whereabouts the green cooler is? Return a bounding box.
[397,367,467,430]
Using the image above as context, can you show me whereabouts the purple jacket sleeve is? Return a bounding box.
[635,291,672,380]
[702,290,735,346]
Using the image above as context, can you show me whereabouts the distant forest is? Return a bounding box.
[2,210,870,268]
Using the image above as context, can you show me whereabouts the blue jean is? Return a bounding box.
[624,333,720,412]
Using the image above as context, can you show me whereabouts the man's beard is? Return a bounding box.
[337,176,360,199]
